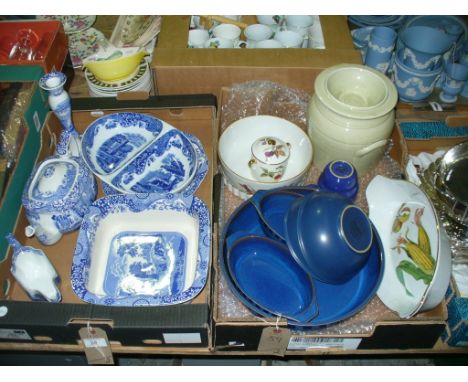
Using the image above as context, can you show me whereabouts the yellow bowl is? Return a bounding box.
[83,50,148,82]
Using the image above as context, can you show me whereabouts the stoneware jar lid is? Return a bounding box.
[314,64,398,120]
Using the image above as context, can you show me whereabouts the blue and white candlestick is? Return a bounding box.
[39,72,80,157]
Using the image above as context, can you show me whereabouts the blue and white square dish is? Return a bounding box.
[81,112,198,194]
[70,192,211,306]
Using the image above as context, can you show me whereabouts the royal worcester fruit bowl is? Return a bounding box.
[366,175,451,318]
[218,115,313,199]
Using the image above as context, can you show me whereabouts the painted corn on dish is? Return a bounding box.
[391,204,436,297]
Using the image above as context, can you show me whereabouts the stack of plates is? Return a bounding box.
[85,59,152,97]
[348,15,408,30]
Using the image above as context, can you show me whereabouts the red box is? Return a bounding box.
[0,20,68,73]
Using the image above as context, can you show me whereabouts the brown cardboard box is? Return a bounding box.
[211,87,449,356]
[0,95,216,352]
[152,16,362,96]
[395,108,468,166]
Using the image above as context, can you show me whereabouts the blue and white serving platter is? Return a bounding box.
[81,112,198,194]
[71,192,211,306]
[101,132,208,198]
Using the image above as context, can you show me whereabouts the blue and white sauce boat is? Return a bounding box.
[6,233,62,302]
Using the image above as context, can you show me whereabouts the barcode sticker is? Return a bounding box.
[83,337,107,348]
[0,329,32,341]
[288,336,362,350]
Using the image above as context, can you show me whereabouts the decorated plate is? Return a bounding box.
[81,112,198,194]
[71,193,211,306]
[68,28,106,67]
[366,175,447,318]
[38,15,96,34]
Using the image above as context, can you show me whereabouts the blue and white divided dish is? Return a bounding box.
[70,192,211,306]
[81,112,198,194]
[101,132,208,198]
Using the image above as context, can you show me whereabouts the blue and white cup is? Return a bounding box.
[351,26,374,61]
[400,26,455,71]
[393,49,443,102]
[439,63,468,103]
[364,26,397,74]
[460,40,468,67]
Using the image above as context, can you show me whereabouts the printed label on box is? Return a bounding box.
[83,337,108,348]
[163,333,202,344]
[0,328,32,340]
[288,336,362,350]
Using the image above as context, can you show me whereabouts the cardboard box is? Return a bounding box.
[395,108,468,164]
[210,87,448,355]
[0,95,216,351]
[152,16,362,96]
[0,20,68,74]
[0,81,49,263]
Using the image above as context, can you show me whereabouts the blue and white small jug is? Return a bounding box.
[6,233,62,303]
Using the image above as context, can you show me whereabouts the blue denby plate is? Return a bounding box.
[226,234,318,323]
[81,112,198,194]
[220,187,384,327]
[71,192,211,306]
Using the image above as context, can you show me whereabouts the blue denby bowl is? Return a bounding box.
[284,191,373,284]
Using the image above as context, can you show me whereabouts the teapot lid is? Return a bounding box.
[22,156,88,211]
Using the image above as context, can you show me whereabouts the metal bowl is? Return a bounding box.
[434,141,468,226]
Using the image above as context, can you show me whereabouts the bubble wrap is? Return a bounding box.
[216,80,405,335]
[0,82,33,165]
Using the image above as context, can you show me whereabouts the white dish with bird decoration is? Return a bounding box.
[366,175,451,318]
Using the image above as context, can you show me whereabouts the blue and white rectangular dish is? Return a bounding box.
[71,192,211,306]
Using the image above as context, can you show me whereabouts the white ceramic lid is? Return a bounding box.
[314,64,398,120]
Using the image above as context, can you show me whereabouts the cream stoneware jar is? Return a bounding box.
[307,64,398,174]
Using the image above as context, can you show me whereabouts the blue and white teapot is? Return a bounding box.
[21,138,97,245]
